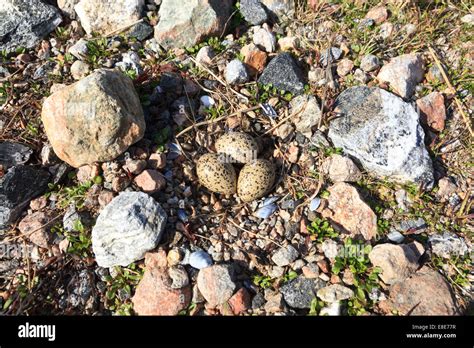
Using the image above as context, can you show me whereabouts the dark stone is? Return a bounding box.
[0,0,62,53]
[0,142,33,169]
[159,72,183,94]
[258,53,305,95]
[280,276,325,309]
[240,0,269,25]
[251,291,265,309]
[126,21,154,41]
[0,165,50,230]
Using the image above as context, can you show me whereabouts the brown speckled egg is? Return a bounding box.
[196,153,237,195]
[237,159,275,202]
[215,132,259,164]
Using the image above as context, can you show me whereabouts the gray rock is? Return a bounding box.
[258,53,305,95]
[91,192,167,267]
[320,47,343,66]
[317,284,354,303]
[57,0,80,19]
[377,54,424,99]
[280,276,324,309]
[126,21,153,41]
[271,244,299,266]
[428,232,469,259]
[0,0,62,53]
[68,39,89,60]
[240,0,269,25]
[290,95,322,138]
[396,217,427,233]
[168,265,189,289]
[328,86,434,187]
[225,59,249,85]
[0,165,50,230]
[261,0,295,21]
[63,206,82,232]
[154,0,233,49]
[189,250,213,269]
[0,142,32,169]
[251,291,265,309]
[360,54,380,72]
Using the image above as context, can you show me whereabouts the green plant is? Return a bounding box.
[205,104,225,120]
[153,126,171,152]
[46,177,99,209]
[86,38,110,68]
[324,147,343,157]
[52,220,92,257]
[308,297,323,316]
[307,217,338,242]
[253,274,272,289]
[178,302,197,316]
[104,263,144,315]
[282,271,298,283]
[332,238,381,315]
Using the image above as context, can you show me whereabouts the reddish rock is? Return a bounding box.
[322,154,362,182]
[369,242,424,284]
[132,251,191,315]
[227,287,251,315]
[18,211,53,248]
[133,169,166,193]
[30,196,47,211]
[380,266,460,315]
[337,58,354,76]
[197,264,236,307]
[321,182,377,241]
[365,6,388,24]
[148,153,167,170]
[416,92,446,131]
[98,190,115,207]
[317,259,330,273]
[77,164,100,183]
[244,49,268,76]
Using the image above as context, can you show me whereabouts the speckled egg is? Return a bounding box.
[237,159,276,202]
[196,153,237,195]
[215,132,259,164]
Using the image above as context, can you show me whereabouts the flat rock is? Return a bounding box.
[92,192,167,267]
[0,165,50,230]
[0,142,32,169]
[317,284,354,303]
[321,182,377,241]
[377,54,424,99]
[0,0,62,53]
[368,242,424,284]
[75,0,144,35]
[258,52,305,94]
[154,0,233,49]
[132,252,191,315]
[280,276,324,309]
[328,86,434,187]
[290,95,322,138]
[197,264,236,306]
[380,266,460,315]
[41,69,145,168]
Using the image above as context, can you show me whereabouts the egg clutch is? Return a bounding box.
[196,132,276,202]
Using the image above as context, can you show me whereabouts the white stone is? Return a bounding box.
[92,192,167,267]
